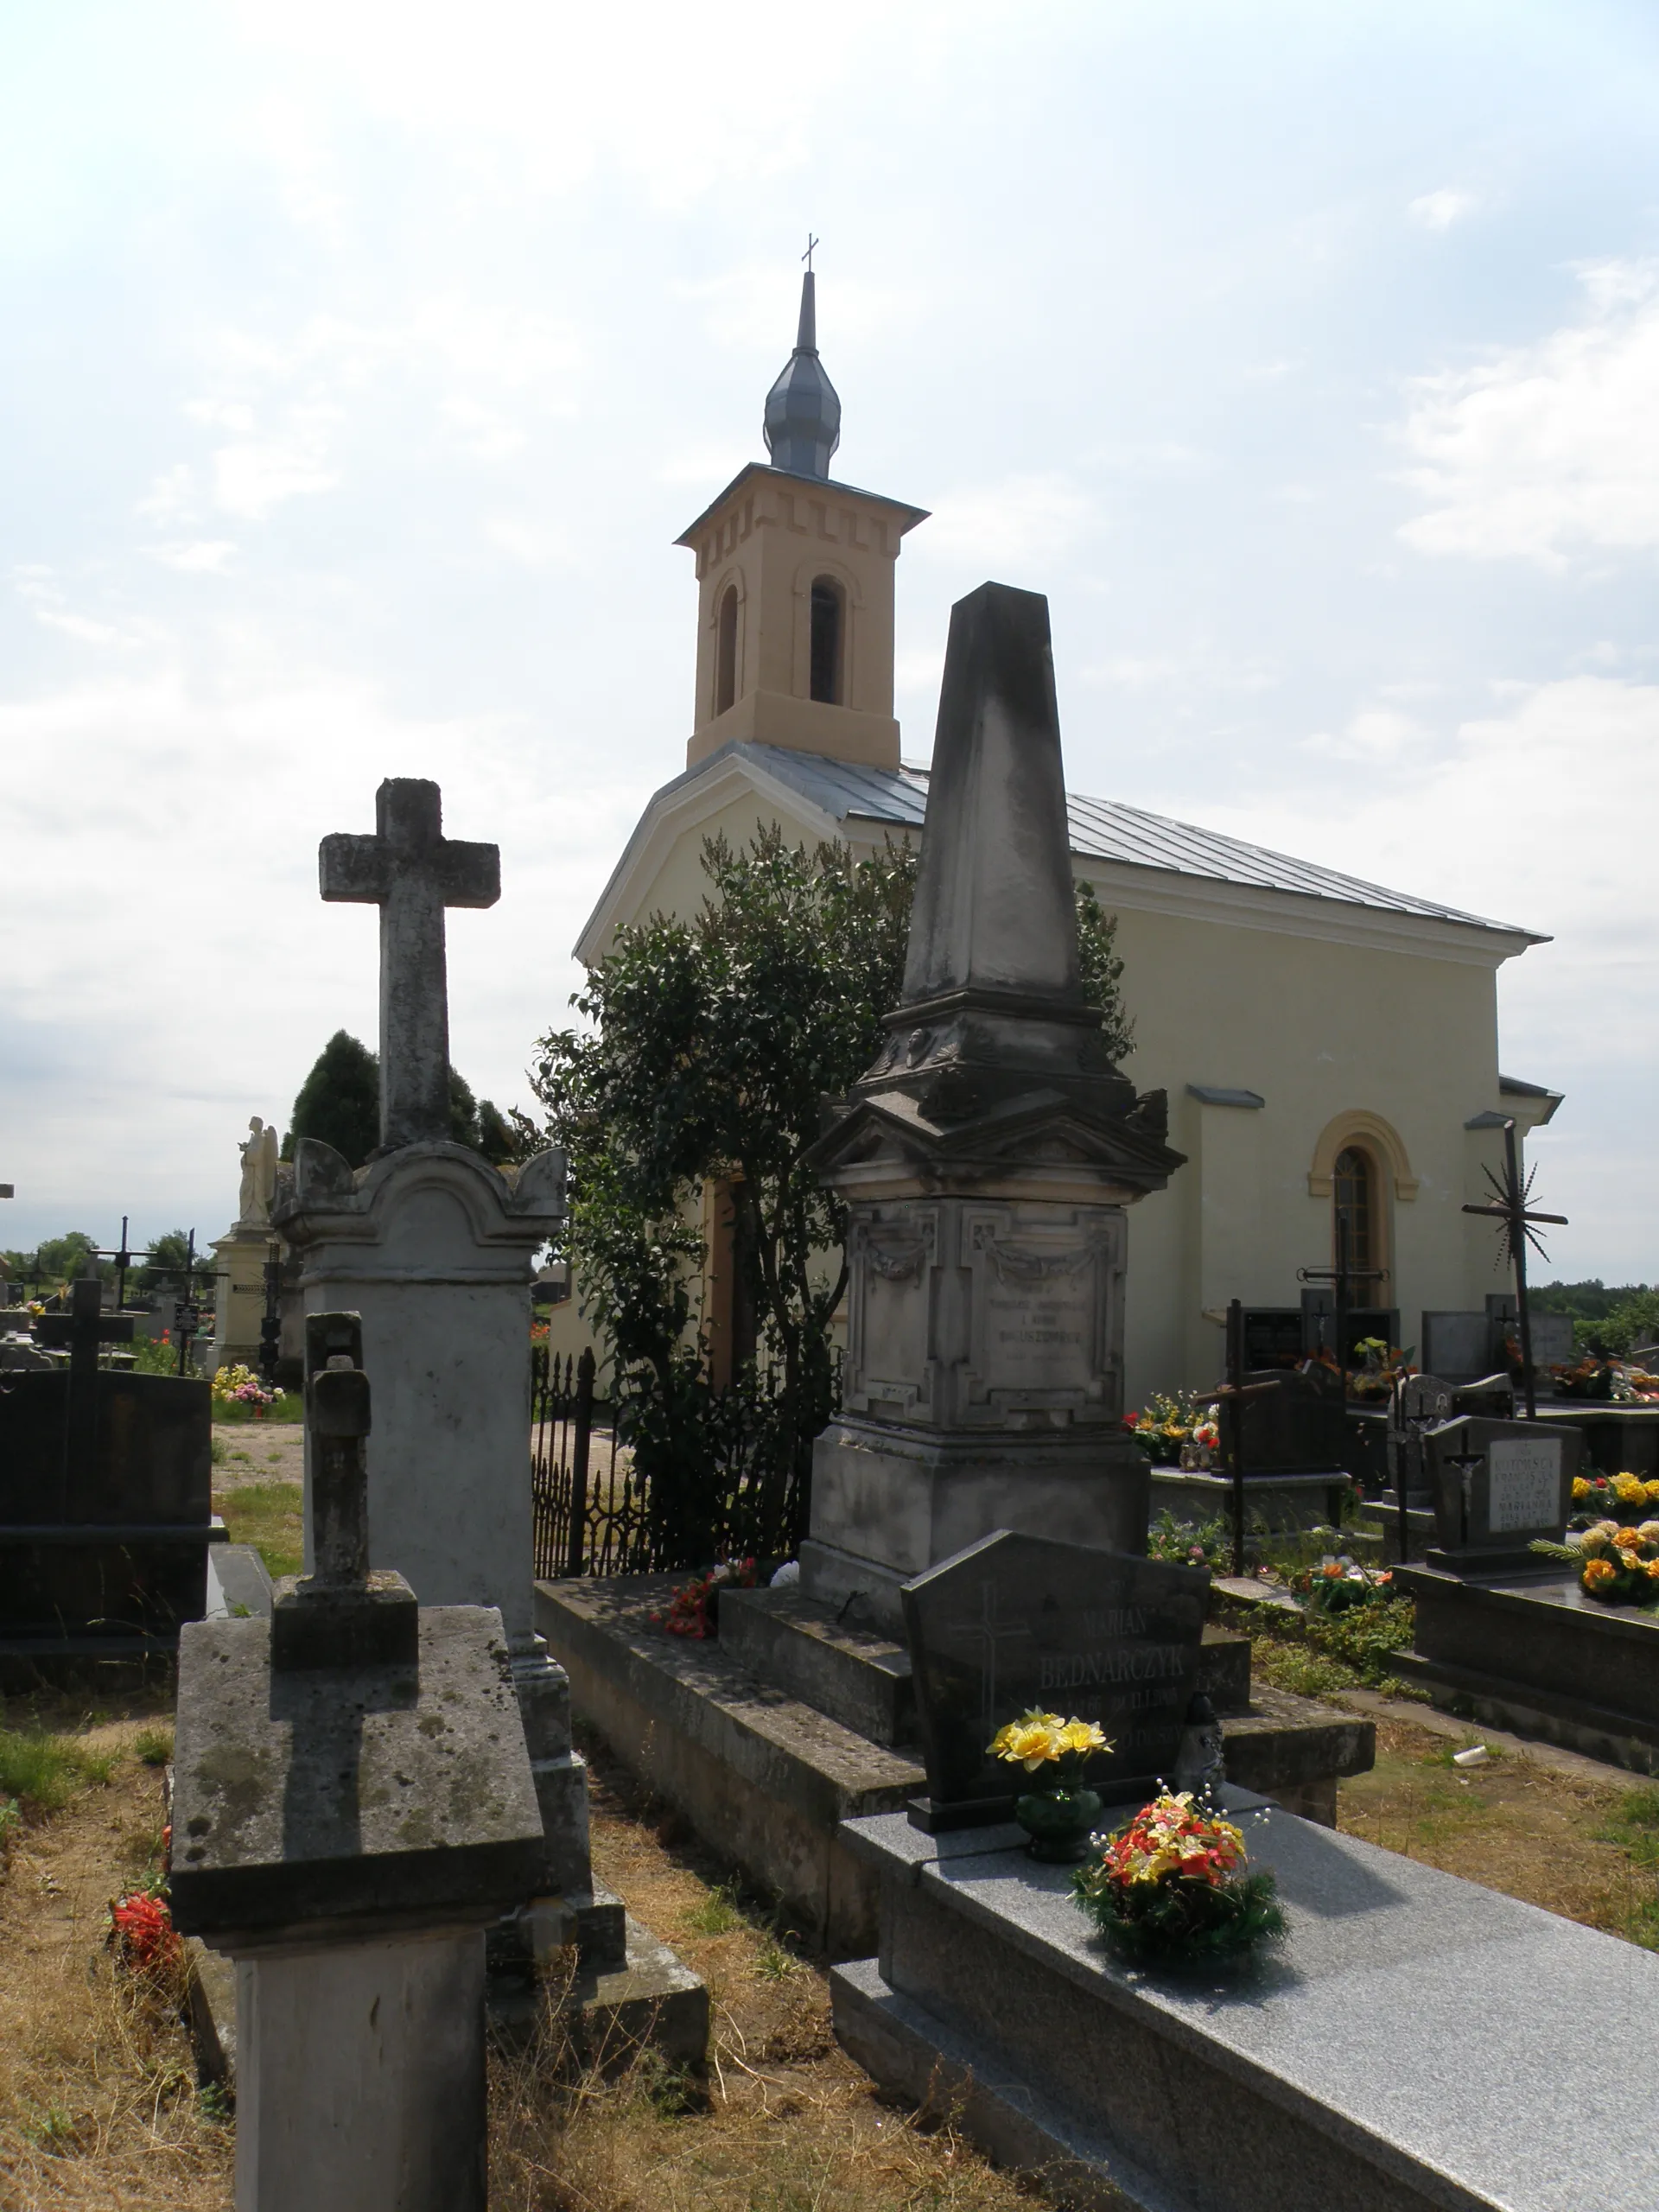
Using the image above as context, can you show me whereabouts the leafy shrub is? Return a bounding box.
[1304,1595,1415,1685]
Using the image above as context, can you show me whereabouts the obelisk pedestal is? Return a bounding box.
[803,583,1186,1631]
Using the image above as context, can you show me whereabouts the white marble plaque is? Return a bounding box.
[1487,1436,1563,1534]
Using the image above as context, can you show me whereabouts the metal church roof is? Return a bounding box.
[734,741,1541,939]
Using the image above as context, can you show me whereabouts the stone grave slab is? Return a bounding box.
[835,1791,1659,2212]
[900,1529,1206,1828]
[1423,1414,1580,1576]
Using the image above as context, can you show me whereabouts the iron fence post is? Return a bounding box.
[569,1347,594,1578]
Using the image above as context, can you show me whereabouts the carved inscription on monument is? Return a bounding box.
[963,1206,1124,1415]
[1487,1436,1564,1535]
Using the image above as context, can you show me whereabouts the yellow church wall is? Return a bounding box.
[1098,894,1514,1399]
[580,777,1535,1409]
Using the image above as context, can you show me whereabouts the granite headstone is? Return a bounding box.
[1424,1414,1580,1577]
[1239,1363,1347,1474]
[900,1528,1207,1831]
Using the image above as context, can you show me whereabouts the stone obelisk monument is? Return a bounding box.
[274,779,594,1933]
[801,582,1186,1630]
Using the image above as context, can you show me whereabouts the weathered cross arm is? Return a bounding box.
[316,779,503,1151]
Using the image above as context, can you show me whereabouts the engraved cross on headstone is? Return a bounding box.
[319,779,499,1152]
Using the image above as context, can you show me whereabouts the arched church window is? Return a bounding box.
[809,576,843,704]
[715,585,739,717]
[1332,1146,1376,1277]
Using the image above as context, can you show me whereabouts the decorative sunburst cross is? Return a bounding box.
[1462,1117,1567,1419]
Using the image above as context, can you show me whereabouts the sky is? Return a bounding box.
[3,0,1658,1281]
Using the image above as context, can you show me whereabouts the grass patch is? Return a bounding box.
[1252,1639,1356,1698]
[683,1882,745,1936]
[219,1478,303,1579]
[0,1727,117,1814]
[1340,1719,1659,1949]
[133,1725,174,1768]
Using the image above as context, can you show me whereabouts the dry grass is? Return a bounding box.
[487,1743,1038,2212]
[0,1693,232,2211]
[1338,1718,1659,1944]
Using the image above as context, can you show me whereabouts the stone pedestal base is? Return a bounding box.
[233,1924,487,2212]
[804,1418,1149,1634]
[210,1227,275,1376]
[511,1642,594,1898]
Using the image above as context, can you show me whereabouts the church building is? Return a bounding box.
[565,272,1561,1402]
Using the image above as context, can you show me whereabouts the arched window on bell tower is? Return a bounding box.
[715,584,739,717]
[810,575,843,704]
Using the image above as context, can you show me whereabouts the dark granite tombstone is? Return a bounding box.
[900,1528,1207,1830]
[1423,1415,1580,1577]
[1239,1364,1347,1473]
[1241,1308,1304,1370]
[0,1357,213,1659]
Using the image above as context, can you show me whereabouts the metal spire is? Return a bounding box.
[763,247,841,480]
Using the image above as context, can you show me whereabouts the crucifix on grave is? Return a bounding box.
[35,1266,136,1508]
[1462,1116,1567,1421]
[1298,1208,1389,1406]
[320,779,499,1153]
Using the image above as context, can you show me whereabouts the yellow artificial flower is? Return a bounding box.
[1645,1482,1659,1507]
[1572,1477,1591,1502]
[988,1714,1063,1770]
[1614,1474,1646,1506]
[1583,1558,1618,1591]
[1580,1527,1613,1559]
[1645,1559,1659,1584]
[1639,1522,1659,1545]
[1055,1719,1111,1758]
[1614,1525,1644,1552]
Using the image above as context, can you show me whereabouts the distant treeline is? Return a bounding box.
[1534,1281,1659,1357]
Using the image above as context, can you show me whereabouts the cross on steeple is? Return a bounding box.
[802,233,818,271]
[319,779,499,1153]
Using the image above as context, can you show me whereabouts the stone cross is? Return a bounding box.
[319,779,499,1153]
[303,1311,371,1590]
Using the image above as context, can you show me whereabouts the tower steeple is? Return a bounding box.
[675,254,927,772]
[762,270,841,480]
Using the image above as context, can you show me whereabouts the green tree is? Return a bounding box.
[531,828,1134,1560]
[283,1029,513,1166]
[284,1031,381,1167]
[137,1230,202,1294]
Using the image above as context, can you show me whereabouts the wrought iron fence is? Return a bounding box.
[531,1346,658,1578]
[530,1345,807,1578]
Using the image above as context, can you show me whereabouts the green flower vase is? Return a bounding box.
[1014,1787,1103,1864]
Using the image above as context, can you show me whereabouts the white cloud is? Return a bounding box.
[1409,189,1476,232]
[147,540,238,573]
[1399,260,1659,563]
[917,474,1094,570]
[1187,675,1659,1055]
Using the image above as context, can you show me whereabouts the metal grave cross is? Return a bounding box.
[319,779,499,1152]
[35,1267,136,1502]
[1462,1116,1567,1420]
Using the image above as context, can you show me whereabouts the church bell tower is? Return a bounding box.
[677,265,928,772]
